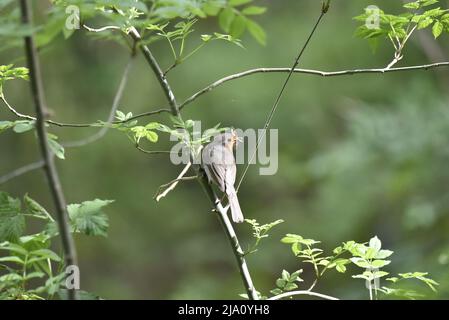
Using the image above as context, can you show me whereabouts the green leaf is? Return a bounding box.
[23,194,51,220]
[246,19,266,45]
[47,136,65,160]
[336,263,347,273]
[418,17,434,29]
[432,20,444,38]
[281,234,303,244]
[242,6,267,15]
[68,199,113,236]
[0,242,28,256]
[276,278,286,288]
[145,130,158,143]
[230,15,247,38]
[0,120,14,133]
[403,1,421,9]
[0,256,25,264]
[13,120,34,133]
[218,7,235,33]
[371,259,391,268]
[284,283,298,291]
[375,249,394,259]
[369,236,382,251]
[0,192,25,242]
[229,0,253,6]
[281,269,290,281]
[203,2,223,16]
[30,248,61,262]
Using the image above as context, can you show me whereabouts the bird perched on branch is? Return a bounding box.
[202,130,244,223]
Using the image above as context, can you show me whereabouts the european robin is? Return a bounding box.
[202,130,244,223]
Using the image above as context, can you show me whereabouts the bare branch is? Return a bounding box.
[237,7,327,192]
[63,56,134,148]
[83,24,121,33]
[198,173,259,300]
[20,0,78,300]
[268,290,339,301]
[1,95,35,121]
[155,161,194,202]
[0,160,45,185]
[135,145,174,155]
[179,62,449,110]
[127,26,180,117]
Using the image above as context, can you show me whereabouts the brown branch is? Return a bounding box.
[179,62,449,110]
[19,0,78,300]
[127,26,180,117]
[1,93,170,128]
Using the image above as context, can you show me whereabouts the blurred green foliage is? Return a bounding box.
[1,0,449,299]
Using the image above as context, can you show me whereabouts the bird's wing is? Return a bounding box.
[202,144,227,191]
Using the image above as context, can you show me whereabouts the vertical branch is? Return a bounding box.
[127,27,258,299]
[127,27,180,117]
[19,0,78,300]
[199,174,259,299]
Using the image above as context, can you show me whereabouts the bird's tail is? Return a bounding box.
[227,188,244,223]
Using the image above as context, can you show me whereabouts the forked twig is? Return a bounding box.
[154,161,194,202]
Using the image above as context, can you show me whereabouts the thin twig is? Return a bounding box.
[268,290,339,301]
[0,160,45,185]
[63,56,134,147]
[179,62,449,110]
[155,161,194,202]
[123,108,172,122]
[1,94,169,128]
[83,24,121,33]
[3,63,448,126]
[135,145,174,155]
[1,95,35,120]
[127,26,181,117]
[19,0,78,300]
[236,5,328,192]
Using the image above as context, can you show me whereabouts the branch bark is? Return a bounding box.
[179,62,449,110]
[268,290,339,301]
[19,0,78,300]
[127,27,180,117]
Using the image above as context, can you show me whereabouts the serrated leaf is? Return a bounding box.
[68,199,113,237]
[23,194,51,220]
[0,192,25,242]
